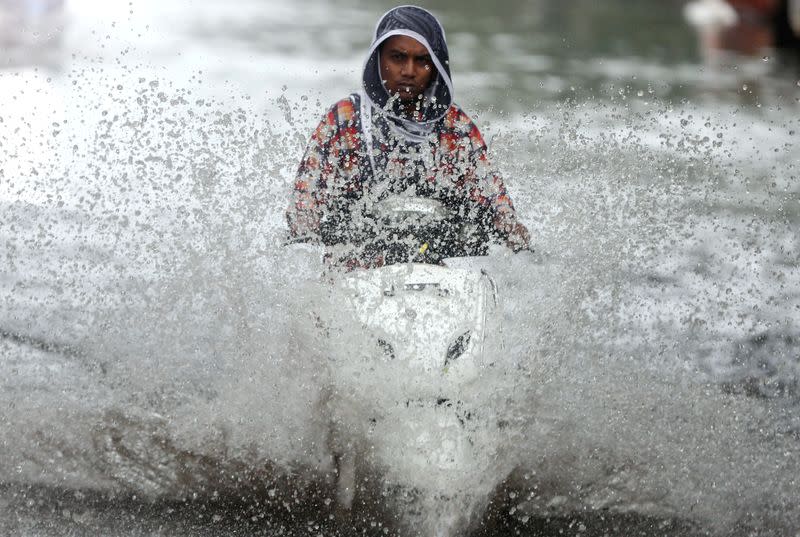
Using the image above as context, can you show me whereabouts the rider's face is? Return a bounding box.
[379,35,436,103]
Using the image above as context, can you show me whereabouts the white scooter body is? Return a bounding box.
[317,197,507,536]
[338,262,496,379]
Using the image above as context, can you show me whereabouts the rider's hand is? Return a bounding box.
[506,222,532,253]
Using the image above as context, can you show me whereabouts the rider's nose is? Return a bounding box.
[400,59,414,77]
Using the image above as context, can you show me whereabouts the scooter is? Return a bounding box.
[311,195,511,537]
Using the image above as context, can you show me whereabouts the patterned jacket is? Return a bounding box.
[287,93,522,250]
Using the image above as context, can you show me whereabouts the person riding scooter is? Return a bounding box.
[286,5,531,268]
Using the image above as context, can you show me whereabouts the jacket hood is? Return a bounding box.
[361,5,453,127]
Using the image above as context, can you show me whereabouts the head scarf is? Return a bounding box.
[361,5,454,138]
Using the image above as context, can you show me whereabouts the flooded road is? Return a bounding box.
[1,0,799,535]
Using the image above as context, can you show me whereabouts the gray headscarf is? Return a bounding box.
[361,5,454,140]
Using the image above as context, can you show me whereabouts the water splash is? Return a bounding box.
[2,67,800,537]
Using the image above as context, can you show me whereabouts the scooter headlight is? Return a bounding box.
[445,331,471,367]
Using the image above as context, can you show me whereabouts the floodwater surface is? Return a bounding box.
[1,0,799,535]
